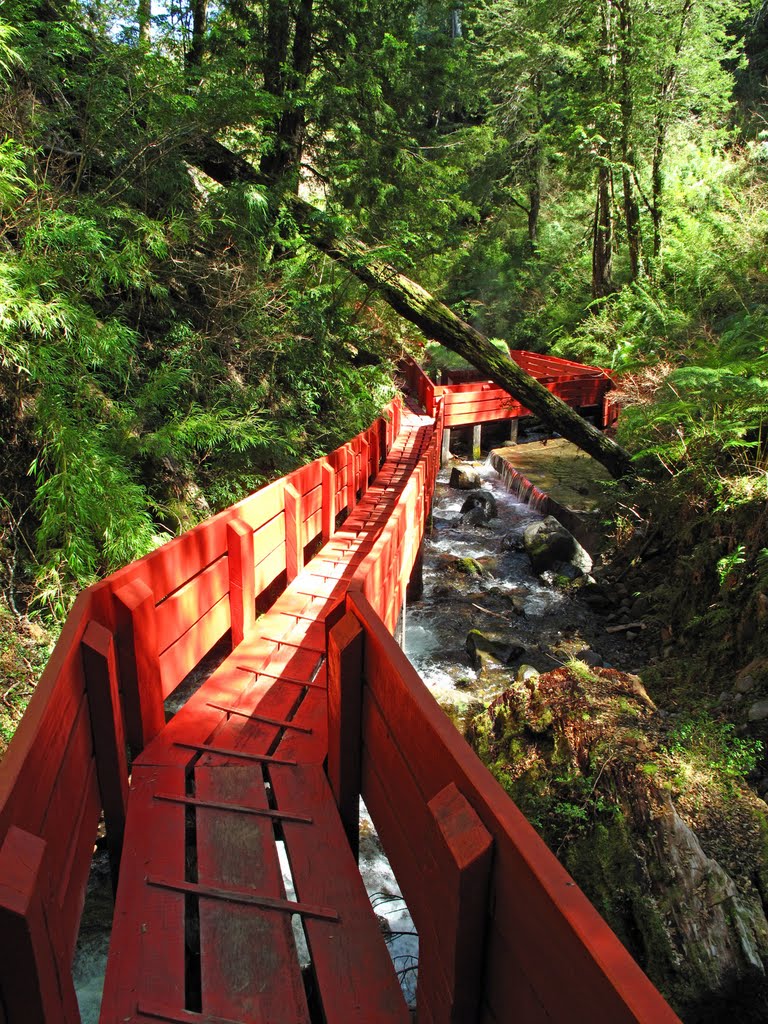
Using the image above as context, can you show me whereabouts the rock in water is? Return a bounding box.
[465,629,525,671]
[460,490,498,521]
[449,465,481,490]
[523,515,593,575]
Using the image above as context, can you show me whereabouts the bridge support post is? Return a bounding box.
[418,783,493,1024]
[327,611,364,858]
[472,424,482,460]
[227,519,255,646]
[407,543,424,602]
[81,621,129,891]
[507,417,519,445]
[113,578,165,755]
[0,827,80,1024]
[441,427,452,466]
[284,483,304,581]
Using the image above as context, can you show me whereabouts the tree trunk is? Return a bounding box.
[138,0,151,45]
[187,138,635,479]
[617,0,641,278]
[592,164,614,299]
[187,0,208,69]
[651,0,693,265]
[260,0,314,186]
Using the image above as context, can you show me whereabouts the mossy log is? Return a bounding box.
[187,138,635,480]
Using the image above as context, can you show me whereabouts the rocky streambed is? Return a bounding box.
[403,455,768,1023]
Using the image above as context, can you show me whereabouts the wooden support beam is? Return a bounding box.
[472,424,482,460]
[81,620,129,891]
[418,783,493,1024]
[327,611,365,858]
[441,427,452,467]
[227,519,255,647]
[0,827,80,1023]
[507,417,519,445]
[113,578,165,754]
[407,542,424,603]
[321,460,336,543]
[284,483,303,582]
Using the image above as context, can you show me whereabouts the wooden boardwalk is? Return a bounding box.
[0,357,681,1024]
[100,410,435,1023]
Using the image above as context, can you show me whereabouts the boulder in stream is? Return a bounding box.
[465,628,525,672]
[449,465,481,490]
[523,515,593,575]
[460,490,498,521]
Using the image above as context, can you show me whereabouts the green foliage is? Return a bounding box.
[716,544,747,587]
[0,2,399,616]
[662,714,763,790]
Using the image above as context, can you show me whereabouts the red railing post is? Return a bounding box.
[360,437,370,497]
[344,443,357,513]
[417,782,493,1024]
[284,483,304,581]
[81,620,129,890]
[227,519,256,647]
[113,578,165,754]
[0,827,80,1023]
[370,424,381,476]
[327,610,365,858]
[321,459,336,543]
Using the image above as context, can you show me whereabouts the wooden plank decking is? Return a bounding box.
[99,409,434,1024]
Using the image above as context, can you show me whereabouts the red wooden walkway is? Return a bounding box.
[0,357,680,1024]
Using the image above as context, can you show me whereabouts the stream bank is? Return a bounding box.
[403,449,768,1022]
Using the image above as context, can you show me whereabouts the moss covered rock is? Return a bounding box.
[466,664,768,1018]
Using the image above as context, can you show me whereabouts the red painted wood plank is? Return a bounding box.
[286,457,324,498]
[114,578,165,752]
[82,620,129,885]
[271,764,409,1024]
[0,827,80,1024]
[285,483,303,581]
[479,924,552,1023]
[39,695,94,878]
[272,685,328,764]
[99,766,187,1023]
[227,520,255,647]
[96,477,286,607]
[327,612,364,854]
[198,682,306,765]
[57,760,100,963]
[0,593,92,841]
[321,460,336,543]
[137,664,277,767]
[253,541,286,598]
[351,593,681,1024]
[154,556,229,656]
[418,783,492,1024]
[195,764,310,1022]
[158,593,231,698]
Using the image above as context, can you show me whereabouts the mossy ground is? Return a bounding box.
[0,596,55,756]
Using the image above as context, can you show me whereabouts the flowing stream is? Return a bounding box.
[401,458,569,726]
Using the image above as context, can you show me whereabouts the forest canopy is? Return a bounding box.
[2,0,768,614]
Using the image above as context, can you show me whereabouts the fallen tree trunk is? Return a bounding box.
[188,138,635,479]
